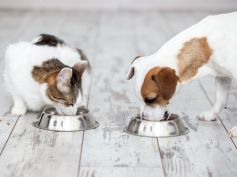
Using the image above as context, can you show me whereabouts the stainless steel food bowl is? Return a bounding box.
[33,107,99,132]
[125,114,189,137]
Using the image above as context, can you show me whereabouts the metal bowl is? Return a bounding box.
[33,107,99,132]
[125,114,189,137]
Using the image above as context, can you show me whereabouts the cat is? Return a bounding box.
[4,34,91,116]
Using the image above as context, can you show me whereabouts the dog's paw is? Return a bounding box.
[11,105,27,116]
[229,126,237,137]
[197,111,217,121]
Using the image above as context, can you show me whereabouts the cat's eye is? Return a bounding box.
[53,95,67,101]
[64,102,74,107]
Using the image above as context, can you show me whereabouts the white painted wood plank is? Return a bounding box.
[0,113,83,177]
[0,11,100,177]
[79,12,165,177]
[0,115,19,152]
[152,12,237,177]
[0,0,237,11]
[59,11,101,63]
[133,11,170,54]
[79,167,163,177]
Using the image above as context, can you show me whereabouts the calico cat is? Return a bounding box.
[4,34,91,115]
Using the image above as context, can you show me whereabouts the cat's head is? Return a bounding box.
[32,58,89,115]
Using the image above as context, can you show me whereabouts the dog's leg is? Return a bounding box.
[198,76,231,121]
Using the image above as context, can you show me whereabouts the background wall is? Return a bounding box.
[0,0,237,10]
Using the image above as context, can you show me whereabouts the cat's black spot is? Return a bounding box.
[34,34,64,47]
[76,48,91,69]
[76,48,88,61]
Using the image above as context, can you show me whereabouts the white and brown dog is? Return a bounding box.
[127,12,237,136]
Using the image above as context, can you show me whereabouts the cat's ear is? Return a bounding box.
[73,60,89,78]
[56,67,73,93]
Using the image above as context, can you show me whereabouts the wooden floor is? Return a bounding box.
[0,10,237,177]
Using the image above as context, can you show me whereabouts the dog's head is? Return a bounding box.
[127,56,179,119]
[32,58,89,115]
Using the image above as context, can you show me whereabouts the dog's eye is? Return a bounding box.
[144,97,157,104]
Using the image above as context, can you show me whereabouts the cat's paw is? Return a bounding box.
[197,110,217,121]
[11,105,27,116]
[229,126,237,137]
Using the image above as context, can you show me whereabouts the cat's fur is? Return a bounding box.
[4,34,91,115]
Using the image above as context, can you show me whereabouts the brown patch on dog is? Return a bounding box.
[177,37,212,82]
[32,59,87,106]
[141,67,178,106]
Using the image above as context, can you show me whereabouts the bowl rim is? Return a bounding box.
[123,128,189,138]
[135,113,180,123]
[41,106,90,118]
[32,121,99,132]
[33,106,99,132]
[124,114,189,138]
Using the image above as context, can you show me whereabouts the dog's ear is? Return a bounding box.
[132,55,142,64]
[127,55,143,80]
[127,66,135,80]
[56,67,73,93]
[152,67,178,100]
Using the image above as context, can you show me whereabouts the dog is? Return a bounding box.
[127,12,237,137]
[4,34,91,116]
